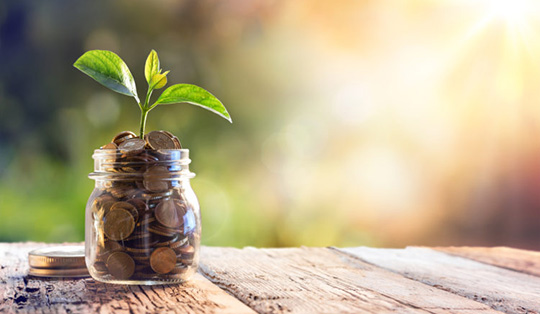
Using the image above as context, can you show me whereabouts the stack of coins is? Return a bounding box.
[28,246,90,278]
[89,130,197,281]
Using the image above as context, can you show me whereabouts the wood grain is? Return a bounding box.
[338,246,540,314]
[0,242,256,314]
[433,246,540,277]
[199,246,501,314]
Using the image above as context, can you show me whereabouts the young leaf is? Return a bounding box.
[153,84,232,122]
[145,50,160,84]
[149,71,170,90]
[74,50,139,103]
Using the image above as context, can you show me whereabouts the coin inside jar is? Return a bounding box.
[106,251,135,279]
[155,198,185,228]
[150,247,177,274]
[143,165,170,192]
[127,198,149,216]
[145,131,176,150]
[90,130,199,283]
[103,208,135,241]
[110,201,139,223]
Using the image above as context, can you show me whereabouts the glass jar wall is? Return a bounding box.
[85,149,200,285]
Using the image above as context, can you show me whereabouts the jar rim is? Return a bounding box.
[89,148,194,180]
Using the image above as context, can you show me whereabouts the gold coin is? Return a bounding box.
[106,252,135,280]
[127,198,149,215]
[155,198,186,228]
[177,244,195,264]
[150,247,177,274]
[171,136,182,149]
[101,142,118,150]
[169,263,188,274]
[143,166,170,192]
[148,223,178,237]
[29,267,89,278]
[155,234,184,247]
[145,131,176,150]
[112,131,137,146]
[103,208,135,241]
[93,194,115,210]
[170,236,189,250]
[118,138,146,155]
[93,261,108,272]
[96,240,123,262]
[125,246,153,254]
[111,201,139,223]
[28,246,86,269]
[136,215,156,227]
[161,130,175,139]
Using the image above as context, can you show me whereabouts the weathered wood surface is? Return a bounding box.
[0,242,256,314]
[434,246,540,277]
[2,243,539,314]
[338,247,540,314]
[199,246,501,314]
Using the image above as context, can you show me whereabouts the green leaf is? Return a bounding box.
[154,84,232,122]
[144,50,160,84]
[74,50,139,103]
[149,71,169,90]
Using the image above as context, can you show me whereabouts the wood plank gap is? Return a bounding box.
[431,246,540,278]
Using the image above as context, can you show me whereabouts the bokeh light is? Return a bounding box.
[1,0,540,249]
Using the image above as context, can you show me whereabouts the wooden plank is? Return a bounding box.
[0,242,256,314]
[199,246,501,314]
[433,246,540,277]
[338,247,540,314]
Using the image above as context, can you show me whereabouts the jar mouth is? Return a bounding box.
[89,148,195,181]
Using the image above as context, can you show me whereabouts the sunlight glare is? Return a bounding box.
[487,0,532,22]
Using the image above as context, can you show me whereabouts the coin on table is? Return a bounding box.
[28,245,89,278]
[118,138,146,155]
[28,246,87,269]
[144,131,176,150]
[150,247,177,274]
[103,208,135,241]
[155,198,186,228]
[106,251,135,280]
[112,131,137,146]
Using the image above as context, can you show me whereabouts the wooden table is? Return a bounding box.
[1,243,539,313]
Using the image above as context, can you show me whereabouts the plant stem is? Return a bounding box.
[139,87,154,138]
[139,109,148,138]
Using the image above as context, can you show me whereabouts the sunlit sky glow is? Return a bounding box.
[248,0,540,246]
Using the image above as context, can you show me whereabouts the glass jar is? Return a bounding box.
[85,149,200,285]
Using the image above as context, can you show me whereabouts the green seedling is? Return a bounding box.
[74,50,232,137]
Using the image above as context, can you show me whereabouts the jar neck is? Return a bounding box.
[89,149,194,181]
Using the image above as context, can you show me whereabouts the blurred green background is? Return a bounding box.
[1,0,540,249]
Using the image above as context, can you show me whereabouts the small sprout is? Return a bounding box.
[74,50,231,138]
